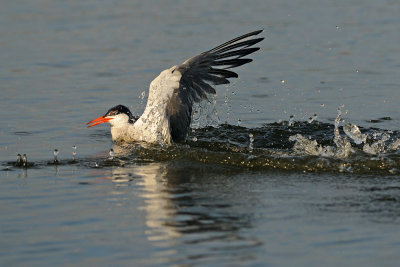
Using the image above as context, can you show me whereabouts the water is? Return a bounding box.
[2,0,400,266]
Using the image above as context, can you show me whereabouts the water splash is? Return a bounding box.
[191,95,220,129]
[363,133,390,155]
[21,154,27,167]
[343,123,366,145]
[5,108,400,175]
[249,133,254,153]
[109,149,115,159]
[5,119,400,175]
[389,138,400,151]
[289,134,335,157]
[341,120,398,155]
[139,90,146,106]
[308,114,318,124]
[53,149,59,163]
[289,107,353,158]
[16,154,22,166]
[288,115,295,126]
[72,145,77,161]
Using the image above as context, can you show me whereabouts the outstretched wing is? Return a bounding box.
[144,30,264,143]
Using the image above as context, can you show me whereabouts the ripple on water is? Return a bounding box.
[13,131,34,136]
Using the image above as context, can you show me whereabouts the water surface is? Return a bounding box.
[1,0,400,266]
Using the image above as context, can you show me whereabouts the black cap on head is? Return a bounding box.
[105,105,132,116]
[104,105,137,123]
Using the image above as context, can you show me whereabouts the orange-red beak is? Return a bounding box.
[87,116,113,127]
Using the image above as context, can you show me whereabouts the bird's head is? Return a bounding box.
[87,105,136,128]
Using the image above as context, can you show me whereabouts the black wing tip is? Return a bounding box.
[207,29,265,54]
[237,29,264,39]
[250,29,264,36]
[245,37,264,47]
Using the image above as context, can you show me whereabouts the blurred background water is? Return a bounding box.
[1,0,400,266]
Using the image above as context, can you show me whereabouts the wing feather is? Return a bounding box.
[146,30,264,142]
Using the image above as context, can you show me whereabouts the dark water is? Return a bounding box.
[2,0,400,266]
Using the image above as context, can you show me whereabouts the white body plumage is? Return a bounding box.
[87,30,264,145]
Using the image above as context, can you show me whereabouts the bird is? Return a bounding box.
[87,30,264,145]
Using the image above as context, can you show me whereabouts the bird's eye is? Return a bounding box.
[106,110,118,116]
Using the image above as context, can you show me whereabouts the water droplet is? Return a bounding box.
[16,153,22,165]
[22,154,27,167]
[72,146,77,161]
[343,123,366,145]
[288,115,295,126]
[53,149,59,163]
[249,133,254,153]
[308,114,318,123]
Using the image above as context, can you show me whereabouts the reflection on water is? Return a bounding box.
[108,146,261,264]
[101,150,400,266]
[2,144,400,266]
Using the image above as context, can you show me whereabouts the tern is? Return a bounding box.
[87,30,264,144]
